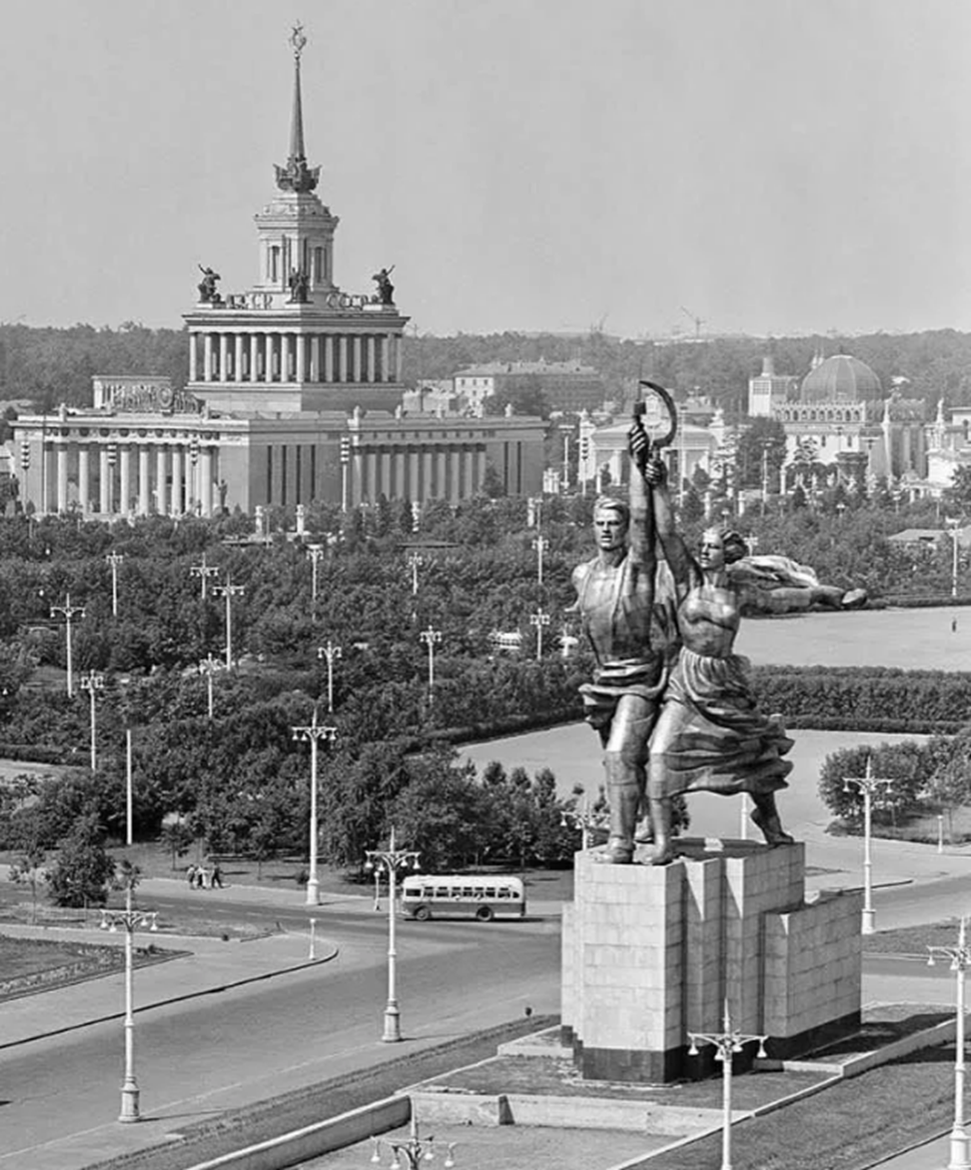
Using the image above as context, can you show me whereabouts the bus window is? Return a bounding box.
[484,887,496,899]
[435,887,449,898]
[497,888,510,898]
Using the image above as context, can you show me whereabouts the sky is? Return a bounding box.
[0,0,969,341]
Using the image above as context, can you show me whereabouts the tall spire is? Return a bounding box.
[275,24,320,193]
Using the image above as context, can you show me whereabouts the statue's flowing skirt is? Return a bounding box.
[652,648,793,796]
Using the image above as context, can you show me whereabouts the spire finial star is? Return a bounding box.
[290,23,307,60]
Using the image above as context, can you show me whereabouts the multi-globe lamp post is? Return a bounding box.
[79,670,105,771]
[291,708,337,907]
[419,626,442,694]
[530,607,551,661]
[843,757,894,934]
[189,553,219,600]
[532,534,547,586]
[212,576,245,670]
[317,640,342,713]
[105,552,124,617]
[364,828,420,1042]
[198,653,223,719]
[306,543,325,603]
[688,1002,769,1170]
[369,1117,455,1169]
[406,551,424,596]
[50,593,85,697]
[927,916,971,1170]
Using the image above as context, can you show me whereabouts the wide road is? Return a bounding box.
[0,911,560,1166]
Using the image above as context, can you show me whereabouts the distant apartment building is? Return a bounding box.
[453,359,606,414]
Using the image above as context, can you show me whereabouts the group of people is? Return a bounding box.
[573,422,796,865]
[186,862,224,890]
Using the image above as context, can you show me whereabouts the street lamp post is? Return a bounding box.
[212,577,245,670]
[406,551,424,596]
[101,887,158,1123]
[198,653,223,719]
[364,827,420,1042]
[316,640,342,713]
[419,626,442,693]
[105,552,124,617]
[79,670,105,771]
[189,553,219,600]
[50,592,86,698]
[292,709,338,907]
[688,1002,769,1170]
[370,1116,456,1169]
[532,535,547,586]
[947,519,961,600]
[306,543,325,603]
[843,757,894,934]
[530,607,551,661]
[928,917,971,1170]
[560,798,606,851]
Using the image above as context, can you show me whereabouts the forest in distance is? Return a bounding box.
[2,321,971,421]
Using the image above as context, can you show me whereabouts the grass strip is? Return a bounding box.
[86,1015,559,1170]
[631,1045,954,1170]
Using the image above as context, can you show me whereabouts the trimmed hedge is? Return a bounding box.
[750,665,971,734]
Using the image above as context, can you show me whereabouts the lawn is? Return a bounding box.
[0,933,181,1001]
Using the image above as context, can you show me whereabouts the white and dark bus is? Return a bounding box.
[400,874,526,922]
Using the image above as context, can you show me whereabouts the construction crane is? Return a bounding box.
[680,306,706,339]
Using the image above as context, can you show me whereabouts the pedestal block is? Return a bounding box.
[562,839,861,1083]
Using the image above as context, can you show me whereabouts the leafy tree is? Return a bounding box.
[159,816,195,870]
[736,418,787,491]
[45,814,115,908]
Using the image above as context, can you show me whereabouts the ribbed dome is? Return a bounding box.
[799,354,881,404]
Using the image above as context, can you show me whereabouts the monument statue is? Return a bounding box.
[288,267,310,304]
[640,447,795,865]
[571,382,678,864]
[197,265,222,305]
[372,266,395,306]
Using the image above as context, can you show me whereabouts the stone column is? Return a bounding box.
[203,334,214,381]
[338,336,348,382]
[366,336,377,383]
[234,334,244,383]
[408,450,420,502]
[382,334,391,382]
[120,445,132,517]
[295,334,306,382]
[436,450,448,499]
[189,333,198,383]
[309,335,320,382]
[250,334,260,383]
[78,446,90,513]
[324,335,334,383]
[449,449,461,503]
[218,334,229,382]
[100,447,111,514]
[395,334,403,382]
[463,448,476,498]
[201,448,214,516]
[393,451,406,499]
[281,334,292,382]
[171,446,184,515]
[155,446,168,515]
[351,336,362,383]
[138,447,150,515]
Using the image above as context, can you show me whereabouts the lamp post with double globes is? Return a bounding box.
[530,607,551,661]
[928,917,971,1170]
[364,828,420,1042]
[532,534,547,586]
[406,551,424,596]
[369,1117,456,1169]
[79,670,105,771]
[291,709,337,906]
[198,653,223,720]
[189,552,219,600]
[419,626,442,694]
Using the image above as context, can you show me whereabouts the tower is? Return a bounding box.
[184,25,409,415]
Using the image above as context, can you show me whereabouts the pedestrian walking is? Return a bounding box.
[186,863,197,889]
[211,862,224,889]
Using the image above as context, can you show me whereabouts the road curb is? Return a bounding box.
[0,944,339,1051]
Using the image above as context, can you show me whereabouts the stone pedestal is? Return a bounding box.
[562,839,861,1083]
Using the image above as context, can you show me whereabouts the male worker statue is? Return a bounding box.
[572,428,672,863]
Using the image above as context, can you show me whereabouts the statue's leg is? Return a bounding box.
[750,791,795,846]
[645,701,680,865]
[602,695,653,864]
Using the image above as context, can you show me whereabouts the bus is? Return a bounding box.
[400,874,526,922]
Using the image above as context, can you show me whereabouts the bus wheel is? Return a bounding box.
[475,905,494,922]
[414,906,431,921]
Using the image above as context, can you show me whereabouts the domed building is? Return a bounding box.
[774,350,926,488]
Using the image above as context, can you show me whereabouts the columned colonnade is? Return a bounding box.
[189,330,403,385]
[350,444,487,507]
[45,435,218,517]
